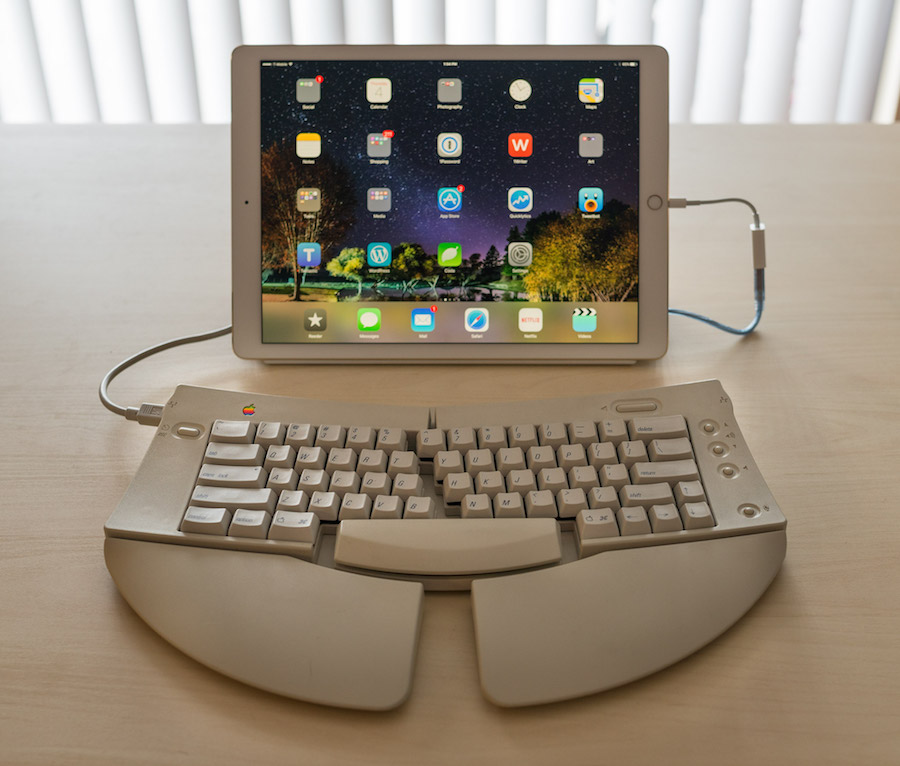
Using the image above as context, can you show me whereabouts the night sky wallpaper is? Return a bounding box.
[258,56,641,344]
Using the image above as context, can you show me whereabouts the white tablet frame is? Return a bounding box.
[232,44,668,363]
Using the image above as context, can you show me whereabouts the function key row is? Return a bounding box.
[209,415,690,456]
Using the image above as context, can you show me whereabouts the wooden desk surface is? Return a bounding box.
[1,124,898,765]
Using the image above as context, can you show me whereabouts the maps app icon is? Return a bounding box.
[438,187,462,212]
[578,78,604,103]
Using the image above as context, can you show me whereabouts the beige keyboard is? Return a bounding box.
[104,380,787,709]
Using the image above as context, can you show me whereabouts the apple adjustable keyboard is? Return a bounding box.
[104,380,787,710]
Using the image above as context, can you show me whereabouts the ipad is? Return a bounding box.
[232,45,668,363]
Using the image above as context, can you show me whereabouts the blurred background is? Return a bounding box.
[1,0,898,125]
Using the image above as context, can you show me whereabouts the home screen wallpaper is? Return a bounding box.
[259,58,640,344]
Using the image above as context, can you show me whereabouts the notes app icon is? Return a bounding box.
[296,132,322,158]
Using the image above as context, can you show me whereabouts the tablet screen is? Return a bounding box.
[257,57,641,346]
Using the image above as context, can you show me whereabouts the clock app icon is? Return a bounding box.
[508,78,532,102]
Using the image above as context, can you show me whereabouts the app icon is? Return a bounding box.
[518,307,543,332]
[411,307,436,332]
[368,188,391,212]
[508,132,533,157]
[296,188,321,212]
[465,308,489,332]
[296,78,321,103]
[572,307,597,332]
[295,132,321,158]
[578,187,603,213]
[509,79,532,102]
[357,308,382,332]
[367,133,391,157]
[366,77,392,103]
[437,242,462,267]
[507,242,533,267]
[579,133,604,157]
[437,132,462,158]
[304,309,327,331]
[367,242,392,267]
[437,78,462,103]
[297,243,321,268]
[508,187,533,212]
[438,187,462,212]
[578,78,604,103]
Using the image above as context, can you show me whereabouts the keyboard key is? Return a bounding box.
[269,511,320,543]
[190,486,276,512]
[433,450,463,483]
[339,493,372,520]
[416,428,446,458]
[587,486,621,511]
[404,496,435,519]
[392,473,424,499]
[649,503,683,533]
[227,509,271,539]
[285,423,316,448]
[628,415,688,442]
[567,421,599,446]
[680,501,715,529]
[267,467,299,492]
[525,489,557,518]
[360,471,392,498]
[297,468,329,494]
[308,491,341,521]
[526,445,556,471]
[345,426,377,451]
[211,419,255,444]
[588,441,618,469]
[255,422,285,447]
[630,459,700,485]
[197,463,266,488]
[388,451,420,477]
[443,472,474,504]
[557,488,588,519]
[649,437,694,461]
[599,463,629,490]
[508,424,538,449]
[538,422,568,447]
[315,425,347,450]
[475,471,505,497]
[465,449,495,476]
[493,492,526,518]
[599,419,628,445]
[265,445,296,470]
[276,490,309,512]
[616,506,651,535]
[617,440,648,468]
[462,494,493,518]
[537,467,567,492]
[181,506,232,535]
[372,495,403,519]
[325,447,357,474]
[357,448,388,473]
[674,480,706,505]
[478,426,508,452]
[447,426,477,452]
[328,470,361,497]
[295,446,326,471]
[576,508,618,540]
[203,442,265,466]
[496,447,526,474]
[620,482,675,511]
[557,443,587,470]
[568,465,599,491]
[376,427,408,453]
[506,469,537,494]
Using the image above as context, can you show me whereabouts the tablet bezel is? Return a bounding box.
[232,44,668,363]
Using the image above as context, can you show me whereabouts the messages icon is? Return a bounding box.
[357,308,382,332]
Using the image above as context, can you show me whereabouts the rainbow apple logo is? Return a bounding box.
[242,404,255,416]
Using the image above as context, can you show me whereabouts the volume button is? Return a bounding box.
[613,399,659,414]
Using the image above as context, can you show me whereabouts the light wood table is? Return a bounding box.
[1,124,898,765]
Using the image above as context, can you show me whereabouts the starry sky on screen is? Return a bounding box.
[260,59,640,259]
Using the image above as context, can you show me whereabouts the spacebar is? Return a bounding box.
[333,519,562,576]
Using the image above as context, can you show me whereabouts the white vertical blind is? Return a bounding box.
[653,0,702,123]
[134,0,201,122]
[343,0,393,44]
[691,0,752,123]
[445,0,495,44]
[394,0,444,44]
[546,0,601,45]
[30,0,100,122]
[0,0,51,122]
[496,0,546,45]
[187,0,242,123]
[289,0,344,44]
[835,0,895,122]
[791,0,853,122]
[82,0,152,123]
[239,0,292,45]
[740,0,802,123]
[1,0,898,124]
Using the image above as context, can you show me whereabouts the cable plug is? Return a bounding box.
[125,403,164,427]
